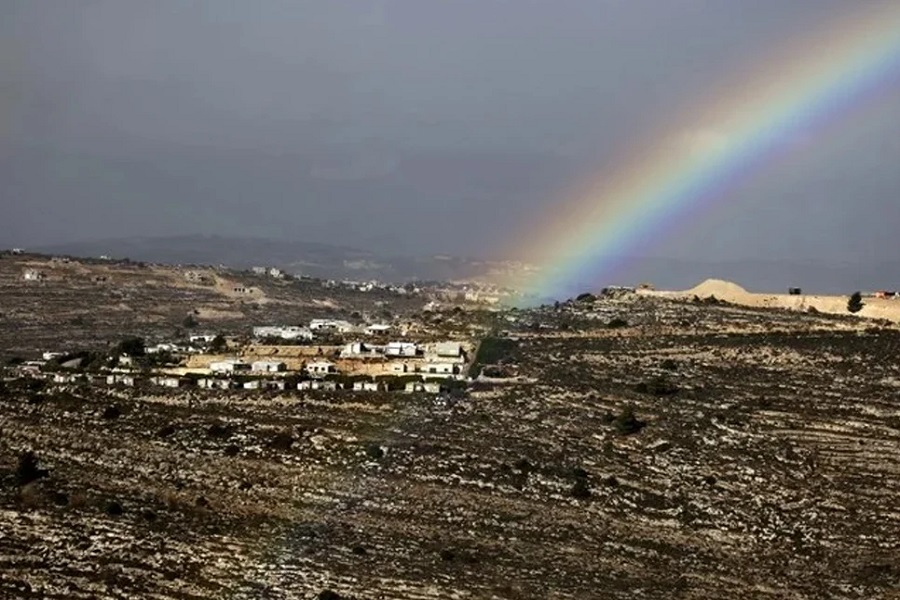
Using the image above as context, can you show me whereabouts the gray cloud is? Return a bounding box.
[1,0,897,263]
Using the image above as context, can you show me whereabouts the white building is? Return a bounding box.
[385,341,418,357]
[209,359,251,373]
[433,342,464,360]
[423,362,460,376]
[198,378,233,390]
[106,374,137,387]
[341,342,371,356]
[253,326,314,341]
[306,361,337,376]
[146,343,178,355]
[390,362,410,374]
[11,248,24,255]
[352,381,385,392]
[42,351,64,361]
[365,324,391,335]
[150,376,186,388]
[251,360,286,373]
[243,379,287,391]
[405,381,442,394]
[298,380,340,391]
[53,373,79,384]
[309,319,356,333]
[269,267,285,279]
[251,266,267,275]
[189,334,218,344]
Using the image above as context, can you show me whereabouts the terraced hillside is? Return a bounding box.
[1,296,899,598]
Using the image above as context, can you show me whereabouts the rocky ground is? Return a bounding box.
[1,295,899,599]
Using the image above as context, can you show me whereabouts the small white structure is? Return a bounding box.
[251,266,267,275]
[385,342,418,357]
[42,351,64,361]
[251,360,286,373]
[23,269,46,281]
[341,342,370,356]
[146,343,178,354]
[53,373,79,384]
[298,380,340,391]
[365,324,391,335]
[269,267,285,279]
[424,362,459,376]
[390,362,409,374]
[118,354,134,367]
[106,374,136,387]
[11,248,25,255]
[306,361,337,376]
[352,381,385,392]
[245,379,288,390]
[198,378,233,390]
[189,334,218,344]
[253,326,314,341]
[309,319,356,333]
[209,359,251,373]
[150,376,186,388]
[434,342,464,359]
[405,381,442,394]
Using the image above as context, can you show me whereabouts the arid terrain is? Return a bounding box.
[0,253,425,360]
[2,259,900,599]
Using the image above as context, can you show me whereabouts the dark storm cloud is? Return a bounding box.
[1,0,897,260]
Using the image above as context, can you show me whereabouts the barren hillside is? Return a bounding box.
[2,292,899,598]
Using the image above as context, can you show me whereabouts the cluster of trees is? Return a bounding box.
[470,336,519,378]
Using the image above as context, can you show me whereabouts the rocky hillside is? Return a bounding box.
[1,295,899,598]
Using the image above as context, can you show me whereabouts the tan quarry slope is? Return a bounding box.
[644,278,900,323]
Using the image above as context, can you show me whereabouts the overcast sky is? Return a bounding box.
[2,1,898,261]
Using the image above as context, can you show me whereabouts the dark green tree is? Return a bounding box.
[116,337,145,357]
[209,335,227,353]
[613,405,646,435]
[847,291,864,314]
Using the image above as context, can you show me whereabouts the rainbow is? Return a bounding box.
[504,4,900,300]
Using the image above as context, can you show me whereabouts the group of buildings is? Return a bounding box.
[6,311,471,397]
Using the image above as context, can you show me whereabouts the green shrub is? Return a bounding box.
[16,451,48,485]
[613,405,645,435]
